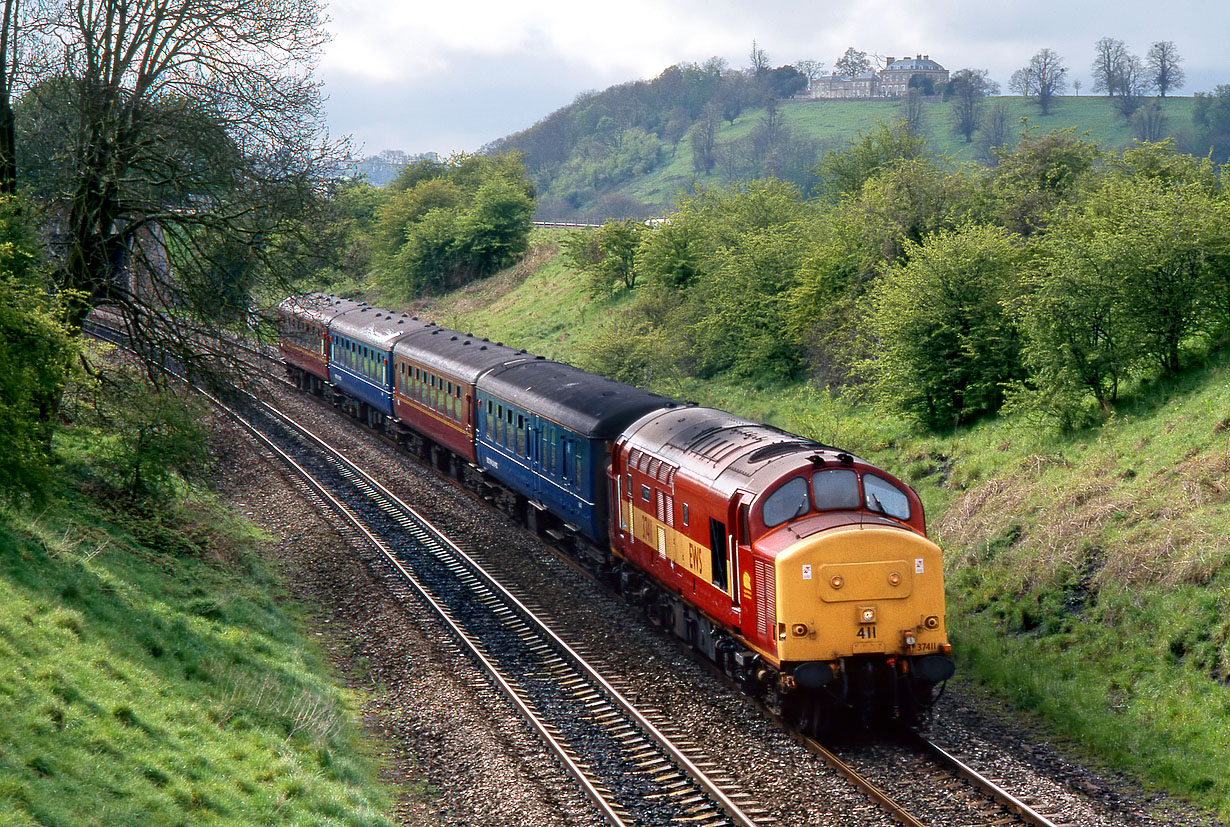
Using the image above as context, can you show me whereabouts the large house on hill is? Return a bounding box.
[812,54,949,99]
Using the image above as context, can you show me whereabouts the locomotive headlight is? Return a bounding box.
[924,615,940,630]
[860,607,876,624]
[888,572,902,586]
[904,633,917,646]
[830,575,844,590]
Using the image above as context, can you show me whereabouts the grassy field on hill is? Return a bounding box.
[618,95,1196,212]
[403,233,1230,821]
[0,425,396,826]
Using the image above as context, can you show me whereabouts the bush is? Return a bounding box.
[865,224,1024,429]
[0,198,75,506]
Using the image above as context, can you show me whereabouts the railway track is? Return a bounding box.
[807,730,1068,827]
[220,393,769,827]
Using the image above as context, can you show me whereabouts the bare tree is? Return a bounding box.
[1131,101,1168,141]
[794,58,824,95]
[690,104,718,173]
[1111,53,1151,118]
[976,101,1013,164]
[0,0,37,192]
[1091,37,1127,96]
[948,68,999,143]
[749,41,770,76]
[26,0,344,385]
[900,87,923,131]
[1011,48,1068,115]
[1147,41,1185,97]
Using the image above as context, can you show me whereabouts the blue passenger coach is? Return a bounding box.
[476,359,671,543]
[327,306,428,426]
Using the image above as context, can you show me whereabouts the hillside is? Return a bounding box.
[510,93,1198,219]
[402,232,1230,821]
[629,94,1195,204]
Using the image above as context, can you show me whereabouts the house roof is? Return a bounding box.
[885,57,945,72]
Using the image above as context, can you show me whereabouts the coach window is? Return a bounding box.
[506,408,514,448]
[485,401,494,437]
[516,414,526,456]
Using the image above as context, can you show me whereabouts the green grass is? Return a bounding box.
[614,95,1197,211]
[411,241,1230,820]
[0,428,396,826]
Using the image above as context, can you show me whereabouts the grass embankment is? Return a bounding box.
[0,429,395,825]
[406,237,1230,820]
[617,95,1196,211]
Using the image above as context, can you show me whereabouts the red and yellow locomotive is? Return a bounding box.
[609,406,953,730]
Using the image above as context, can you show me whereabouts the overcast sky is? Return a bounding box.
[319,0,1230,157]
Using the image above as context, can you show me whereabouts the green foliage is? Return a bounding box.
[1191,84,1230,161]
[690,226,812,384]
[68,360,211,501]
[1016,169,1230,424]
[551,127,664,208]
[981,128,1103,235]
[635,217,706,289]
[0,198,75,506]
[373,153,535,300]
[563,219,643,297]
[865,224,1024,428]
[814,119,926,198]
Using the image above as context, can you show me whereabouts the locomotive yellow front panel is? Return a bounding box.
[773,525,948,663]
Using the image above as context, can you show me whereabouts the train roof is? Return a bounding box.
[279,294,366,326]
[620,406,860,499]
[393,326,534,381]
[479,359,675,439]
[330,304,431,349]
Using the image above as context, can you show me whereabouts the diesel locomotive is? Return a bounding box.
[278,293,954,730]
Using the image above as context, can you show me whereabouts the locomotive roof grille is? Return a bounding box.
[747,441,828,463]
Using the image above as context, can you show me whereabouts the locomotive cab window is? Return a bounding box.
[812,468,860,511]
[761,477,810,528]
[863,473,911,520]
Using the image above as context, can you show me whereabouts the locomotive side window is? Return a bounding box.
[641,484,650,501]
[812,468,860,510]
[682,503,689,527]
[709,518,728,591]
[761,477,810,528]
[863,473,911,520]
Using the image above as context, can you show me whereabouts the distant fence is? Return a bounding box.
[532,220,601,229]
